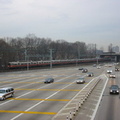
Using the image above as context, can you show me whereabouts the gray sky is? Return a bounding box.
[0,0,120,51]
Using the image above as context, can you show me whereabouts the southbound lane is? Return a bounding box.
[94,67,120,120]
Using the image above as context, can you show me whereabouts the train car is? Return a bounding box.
[8,58,110,69]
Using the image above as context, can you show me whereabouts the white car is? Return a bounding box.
[107,70,112,74]
[109,73,116,78]
[0,87,14,100]
[97,66,101,69]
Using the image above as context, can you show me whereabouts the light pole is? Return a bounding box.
[96,56,98,65]
[50,49,53,69]
[25,49,29,70]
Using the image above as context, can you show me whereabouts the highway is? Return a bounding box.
[0,64,117,120]
[94,65,120,120]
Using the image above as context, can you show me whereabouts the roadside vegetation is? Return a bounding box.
[0,34,100,70]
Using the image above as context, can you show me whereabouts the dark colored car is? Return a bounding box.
[82,69,88,73]
[87,72,94,77]
[115,67,119,71]
[78,68,84,70]
[109,85,119,94]
[44,78,54,83]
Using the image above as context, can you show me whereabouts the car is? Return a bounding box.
[44,78,54,83]
[99,64,103,66]
[107,70,112,74]
[93,64,96,67]
[108,64,112,67]
[109,85,119,94]
[0,87,14,100]
[82,68,88,73]
[78,68,84,70]
[115,67,119,71]
[97,66,101,69]
[76,77,85,84]
[109,73,116,78]
[87,72,94,77]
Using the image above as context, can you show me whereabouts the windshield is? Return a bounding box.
[77,78,84,80]
[0,90,6,93]
[111,86,119,89]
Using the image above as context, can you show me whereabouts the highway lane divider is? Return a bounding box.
[52,74,105,120]
[0,110,57,115]
[15,88,80,91]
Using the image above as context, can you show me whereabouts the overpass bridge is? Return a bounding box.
[100,52,120,62]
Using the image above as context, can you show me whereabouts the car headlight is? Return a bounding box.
[117,90,119,92]
[110,90,113,92]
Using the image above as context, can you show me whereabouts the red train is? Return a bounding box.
[8,58,110,69]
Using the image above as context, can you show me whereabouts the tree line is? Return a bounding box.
[0,34,96,69]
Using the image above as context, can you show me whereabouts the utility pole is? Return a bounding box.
[50,49,53,69]
[25,49,27,61]
[25,49,29,70]
[77,45,80,59]
[95,44,96,57]
[95,44,98,65]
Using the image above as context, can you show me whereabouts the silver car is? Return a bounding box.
[76,78,85,84]
[107,70,112,74]
[0,87,14,100]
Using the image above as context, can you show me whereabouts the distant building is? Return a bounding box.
[112,46,119,53]
[96,50,103,55]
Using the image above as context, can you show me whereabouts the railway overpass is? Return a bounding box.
[100,52,120,62]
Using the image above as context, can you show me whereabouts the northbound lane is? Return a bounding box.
[0,65,107,120]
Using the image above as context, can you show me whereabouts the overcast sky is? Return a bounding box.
[0,0,120,50]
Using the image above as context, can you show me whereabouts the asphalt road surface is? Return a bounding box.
[94,65,120,120]
[0,64,118,120]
